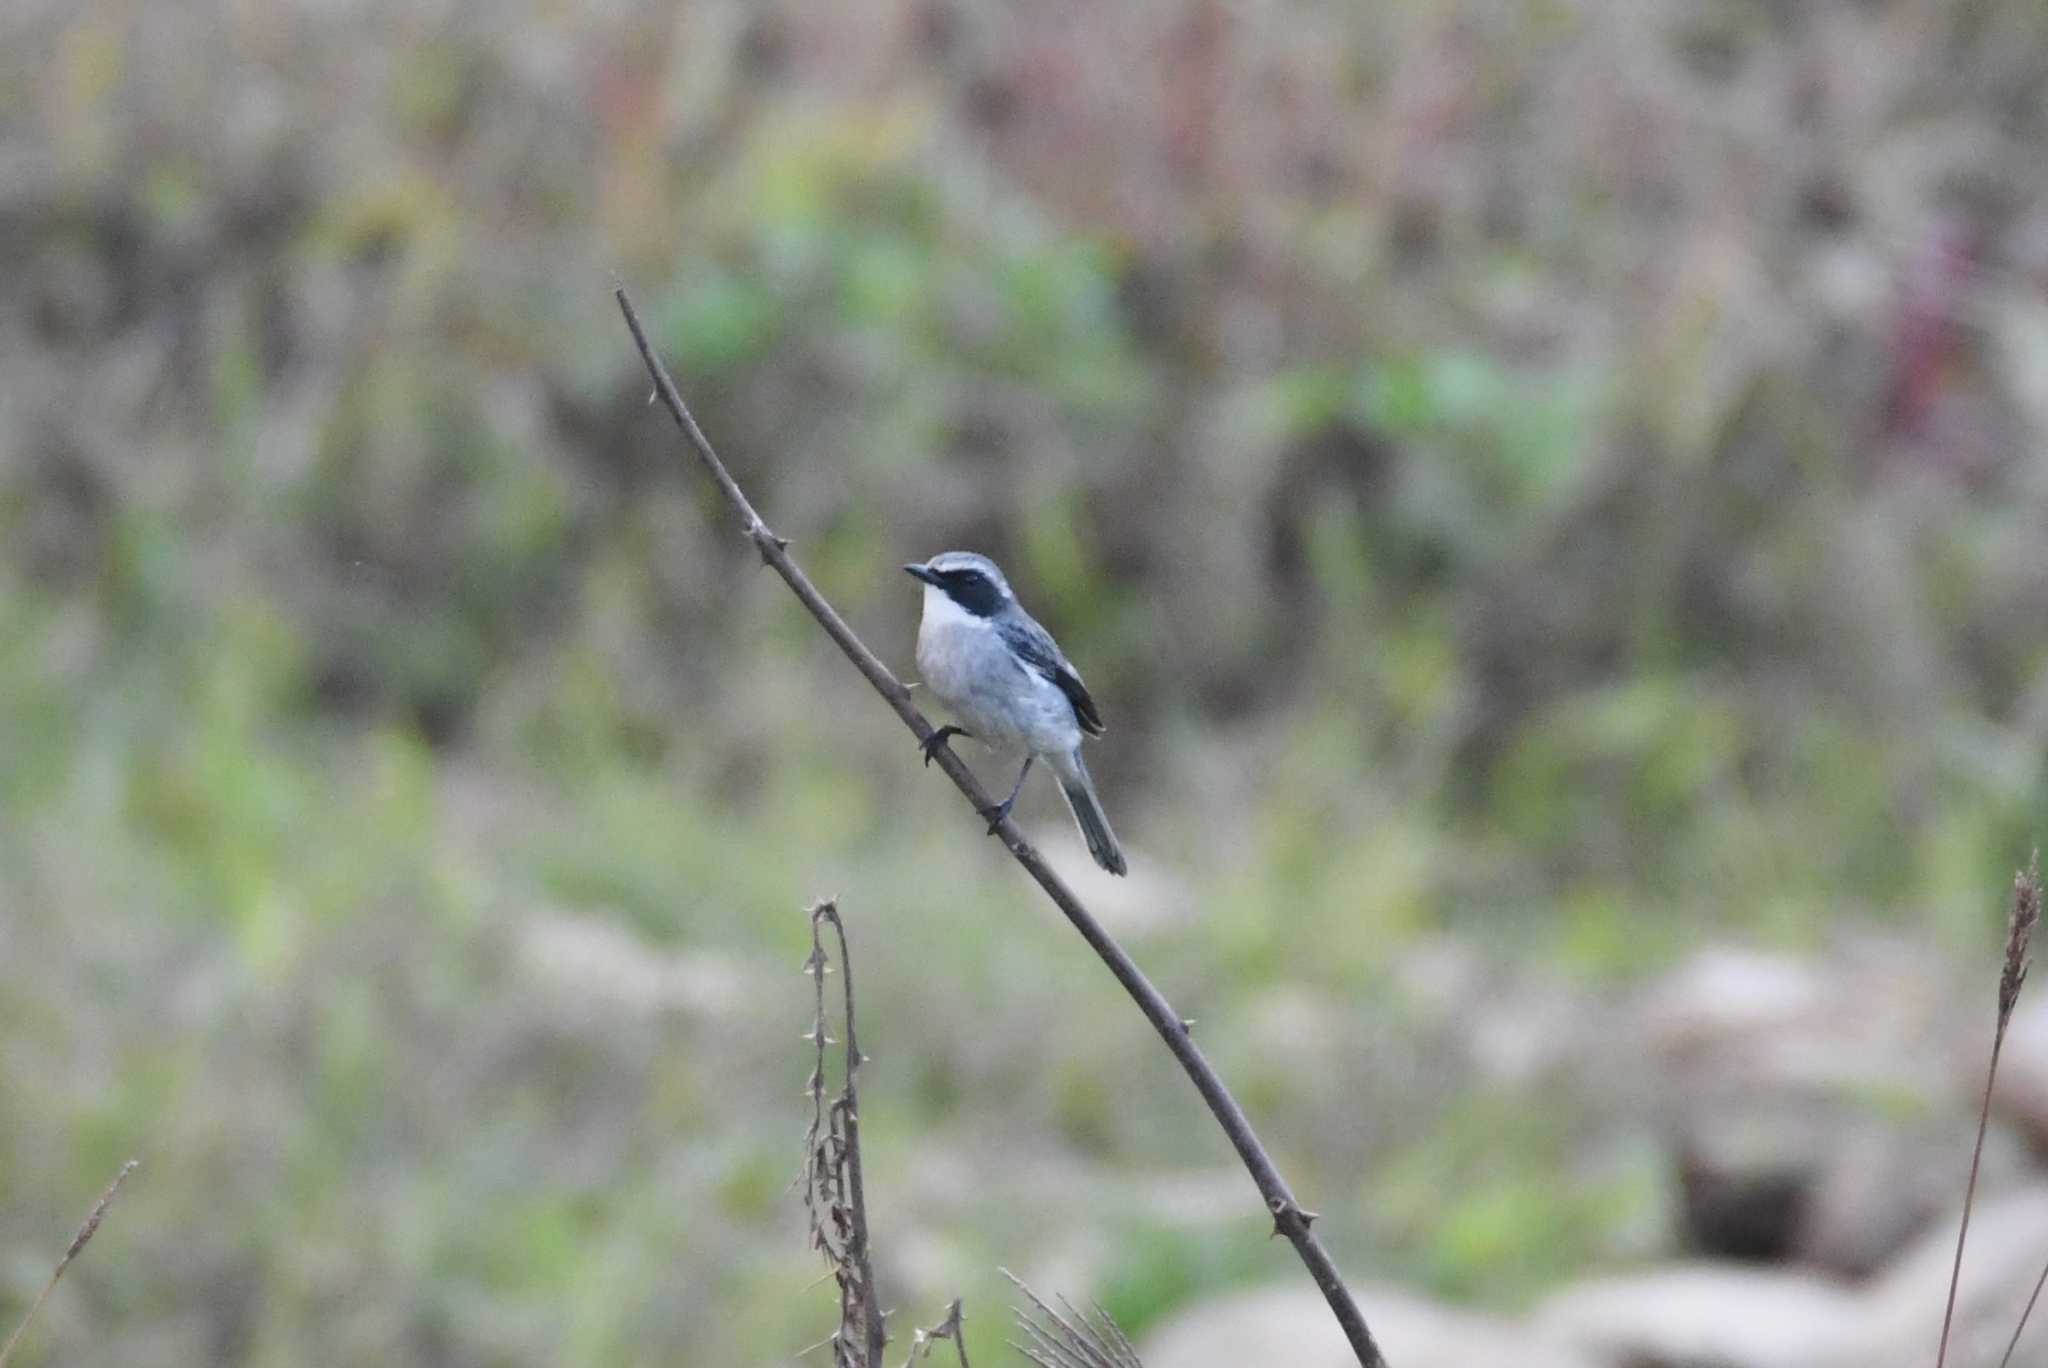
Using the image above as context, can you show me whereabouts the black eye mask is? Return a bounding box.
[942,570,1004,618]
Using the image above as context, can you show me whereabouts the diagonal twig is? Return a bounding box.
[1999,1258,2048,1368]
[617,287,1383,1366]
[0,1159,138,1368]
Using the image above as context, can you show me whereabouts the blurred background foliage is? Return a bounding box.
[3,0,2047,1362]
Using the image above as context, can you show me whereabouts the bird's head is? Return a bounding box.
[903,551,1014,619]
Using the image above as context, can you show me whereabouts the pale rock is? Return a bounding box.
[1642,947,1826,1043]
[1852,1185,2048,1368]
[1535,1264,1865,1368]
[1142,1283,1603,1368]
[1637,941,1975,1282]
[1632,940,1954,1101]
[1792,1124,1973,1278]
[515,909,751,1018]
[1671,1108,1970,1276]
[1991,998,2048,1154]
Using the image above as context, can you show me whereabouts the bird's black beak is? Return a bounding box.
[903,562,940,586]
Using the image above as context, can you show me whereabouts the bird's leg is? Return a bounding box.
[920,724,970,766]
[982,755,1034,834]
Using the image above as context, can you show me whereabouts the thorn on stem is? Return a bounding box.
[1268,1197,1318,1238]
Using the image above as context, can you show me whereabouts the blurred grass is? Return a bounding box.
[3,0,2048,1363]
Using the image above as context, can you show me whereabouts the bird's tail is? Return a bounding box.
[1054,749,1127,876]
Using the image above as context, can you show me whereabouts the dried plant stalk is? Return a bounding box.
[1990,854,2045,1368]
[903,1298,971,1368]
[0,1159,138,1368]
[1938,853,2039,1368]
[1002,1267,1143,1368]
[803,901,888,1367]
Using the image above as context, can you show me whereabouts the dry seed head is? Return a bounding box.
[2002,851,2041,1022]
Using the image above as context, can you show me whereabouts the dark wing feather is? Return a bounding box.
[1000,615,1105,736]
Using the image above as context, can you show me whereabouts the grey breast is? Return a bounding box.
[919,615,1075,753]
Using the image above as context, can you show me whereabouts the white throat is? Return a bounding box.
[919,582,994,635]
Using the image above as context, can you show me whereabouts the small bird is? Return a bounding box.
[904,551,1128,876]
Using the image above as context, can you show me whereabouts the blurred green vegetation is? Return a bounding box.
[4,0,2048,1363]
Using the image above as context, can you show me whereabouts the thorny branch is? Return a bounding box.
[803,901,888,1367]
[617,287,1384,1367]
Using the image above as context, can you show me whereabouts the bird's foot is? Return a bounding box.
[920,725,969,767]
[979,795,1018,835]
